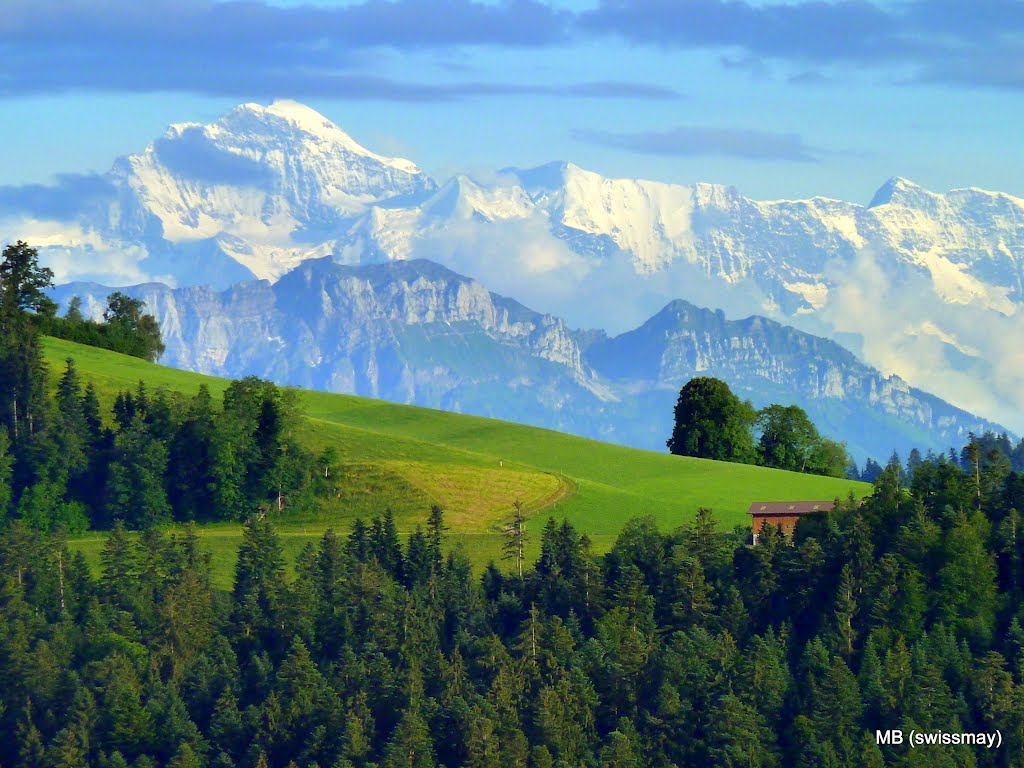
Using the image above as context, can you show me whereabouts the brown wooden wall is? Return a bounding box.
[752,514,804,537]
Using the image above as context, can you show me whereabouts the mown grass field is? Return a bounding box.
[43,337,871,586]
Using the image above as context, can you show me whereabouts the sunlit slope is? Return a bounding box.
[299,390,869,532]
[44,335,870,537]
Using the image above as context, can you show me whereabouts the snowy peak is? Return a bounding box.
[78,100,439,280]
[868,176,934,209]
[420,175,534,222]
[143,100,434,206]
[215,100,423,175]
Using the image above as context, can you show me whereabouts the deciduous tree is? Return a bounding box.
[666,377,756,463]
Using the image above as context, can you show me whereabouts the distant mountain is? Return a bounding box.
[585,300,1000,461]
[50,259,1007,463]
[5,100,1024,430]
[0,100,434,286]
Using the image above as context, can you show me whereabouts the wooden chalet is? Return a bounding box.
[748,500,835,544]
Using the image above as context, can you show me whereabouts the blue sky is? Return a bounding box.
[2,0,1022,202]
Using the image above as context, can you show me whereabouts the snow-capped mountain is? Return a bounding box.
[3,100,1024,431]
[50,258,1005,462]
[1,100,434,286]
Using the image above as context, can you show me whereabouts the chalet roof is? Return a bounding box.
[747,501,836,516]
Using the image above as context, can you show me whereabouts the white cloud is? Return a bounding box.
[819,246,1024,432]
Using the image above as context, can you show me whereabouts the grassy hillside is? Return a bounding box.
[43,337,870,585]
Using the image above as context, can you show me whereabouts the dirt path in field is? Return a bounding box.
[523,472,577,517]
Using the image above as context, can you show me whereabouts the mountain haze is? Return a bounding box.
[51,258,1005,463]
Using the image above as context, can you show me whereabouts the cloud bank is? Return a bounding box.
[574,126,821,162]
[2,0,1022,100]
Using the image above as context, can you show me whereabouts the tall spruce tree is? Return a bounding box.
[105,413,171,529]
[502,500,528,579]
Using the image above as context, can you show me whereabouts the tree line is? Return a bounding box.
[3,240,165,363]
[0,241,323,533]
[666,377,851,477]
[3,447,1024,767]
[0,355,322,533]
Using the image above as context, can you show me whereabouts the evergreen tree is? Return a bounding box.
[861,458,883,483]
[54,358,90,482]
[93,654,154,758]
[100,522,138,613]
[105,414,171,529]
[937,511,998,646]
[207,692,244,762]
[0,241,56,315]
[15,699,46,768]
[463,704,500,768]
[597,718,643,768]
[0,266,50,445]
[371,509,405,582]
[907,447,924,481]
[502,500,528,579]
[405,527,432,587]
[704,693,778,768]
[381,705,435,768]
[232,516,287,655]
[64,296,85,324]
[426,504,447,572]
[0,427,11,520]
[167,385,218,521]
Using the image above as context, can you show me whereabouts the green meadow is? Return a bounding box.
[43,336,870,586]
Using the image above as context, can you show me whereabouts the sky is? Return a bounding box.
[1,0,1023,203]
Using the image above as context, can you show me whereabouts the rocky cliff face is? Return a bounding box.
[586,300,1000,459]
[52,259,614,432]
[52,259,1005,463]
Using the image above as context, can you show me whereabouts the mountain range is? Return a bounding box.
[50,257,1004,463]
[3,99,1022,442]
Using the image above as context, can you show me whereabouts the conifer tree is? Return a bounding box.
[371,509,405,582]
[832,563,857,660]
[47,724,90,768]
[463,704,500,768]
[426,504,447,571]
[342,690,375,765]
[55,358,89,482]
[105,414,171,529]
[381,705,435,768]
[736,629,790,729]
[405,527,432,586]
[0,273,50,445]
[207,691,244,762]
[0,427,12,518]
[232,516,287,655]
[597,718,644,768]
[937,511,998,646]
[166,743,201,768]
[64,296,84,324]
[100,522,137,613]
[502,500,528,579]
[94,654,154,757]
[704,693,778,768]
[15,699,46,768]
